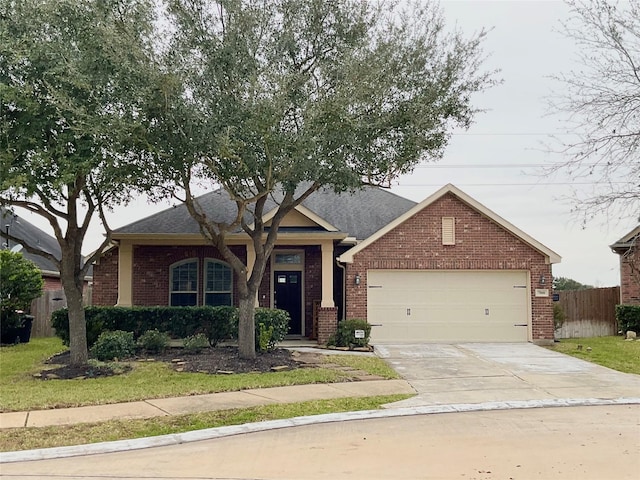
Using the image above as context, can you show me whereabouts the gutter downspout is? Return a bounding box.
[335,259,346,321]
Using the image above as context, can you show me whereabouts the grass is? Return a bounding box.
[0,394,412,452]
[0,338,399,412]
[547,336,640,375]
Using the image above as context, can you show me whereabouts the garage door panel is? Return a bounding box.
[368,270,529,343]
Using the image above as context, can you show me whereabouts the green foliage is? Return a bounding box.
[553,276,593,291]
[328,319,371,348]
[52,306,288,350]
[151,0,495,358]
[257,323,274,353]
[90,331,136,361]
[0,250,43,314]
[182,333,210,354]
[199,306,238,346]
[616,305,640,333]
[51,306,239,347]
[253,308,290,351]
[553,303,566,331]
[137,329,170,354]
[0,0,160,365]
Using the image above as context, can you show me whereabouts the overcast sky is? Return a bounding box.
[12,0,635,287]
[390,0,634,288]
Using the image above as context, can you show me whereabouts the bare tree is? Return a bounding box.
[547,0,640,223]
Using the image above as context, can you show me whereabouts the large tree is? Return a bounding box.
[150,0,496,358]
[549,0,640,222]
[0,0,157,365]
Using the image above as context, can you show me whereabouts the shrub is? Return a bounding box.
[52,306,240,347]
[90,330,136,361]
[199,306,238,346]
[183,333,210,354]
[328,319,371,348]
[137,329,170,353]
[616,305,640,333]
[553,303,566,331]
[253,308,290,351]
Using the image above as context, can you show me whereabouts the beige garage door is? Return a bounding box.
[367,270,530,343]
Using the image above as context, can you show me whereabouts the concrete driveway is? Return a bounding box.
[375,342,640,408]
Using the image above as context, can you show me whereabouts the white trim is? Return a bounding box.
[338,184,561,264]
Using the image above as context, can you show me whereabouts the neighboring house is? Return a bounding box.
[92,184,561,345]
[611,226,640,305]
[1,207,64,290]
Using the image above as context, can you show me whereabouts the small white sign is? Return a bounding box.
[354,329,365,339]
[535,288,550,297]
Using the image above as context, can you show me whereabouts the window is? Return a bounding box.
[205,259,232,306]
[442,217,455,245]
[275,253,302,264]
[170,260,198,306]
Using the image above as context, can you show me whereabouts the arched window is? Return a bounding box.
[205,259,232,306]
[170,259,198,306]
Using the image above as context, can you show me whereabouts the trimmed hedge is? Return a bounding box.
[616,304,640,333]
[51,305,289,350]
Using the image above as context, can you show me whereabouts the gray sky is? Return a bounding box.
[14,0,634,287]
[391,0,634,287]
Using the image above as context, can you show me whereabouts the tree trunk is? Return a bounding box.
[60,262,88,366]
[238,294,256,359]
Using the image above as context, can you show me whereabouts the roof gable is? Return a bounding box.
[611,225,640,253]
[338,183,562,264]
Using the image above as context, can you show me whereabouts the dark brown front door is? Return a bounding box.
[274,271,303,335]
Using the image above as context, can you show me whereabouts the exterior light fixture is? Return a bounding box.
[354,274,361,285]
[539,274,546,285]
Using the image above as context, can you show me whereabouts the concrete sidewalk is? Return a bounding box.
[0,379,415,429]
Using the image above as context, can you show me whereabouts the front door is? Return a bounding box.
[274,271,303,335]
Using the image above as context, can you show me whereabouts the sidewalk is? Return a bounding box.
[0,379,415,429]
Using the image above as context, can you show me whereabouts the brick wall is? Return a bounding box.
[92,248,119,306]
[131,245,246,306]
[42,276,62,291]
[344,193,555,342]
[620,248,640,304]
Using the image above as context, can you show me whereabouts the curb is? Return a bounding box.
[2,397,639,464]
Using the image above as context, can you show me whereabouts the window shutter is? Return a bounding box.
[442,217,455,245]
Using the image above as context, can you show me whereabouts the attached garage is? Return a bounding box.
[338,184,562,345]
[367,270,529,343]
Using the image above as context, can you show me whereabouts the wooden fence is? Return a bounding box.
[29,286,92,338]
[555,286,620,338]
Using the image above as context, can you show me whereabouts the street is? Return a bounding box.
[1,404,638,479]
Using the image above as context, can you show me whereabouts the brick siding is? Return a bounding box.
[620,249,640,304]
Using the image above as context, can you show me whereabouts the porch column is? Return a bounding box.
[116,241,133,306]
[246,242,259,307]
[320,240,335,308]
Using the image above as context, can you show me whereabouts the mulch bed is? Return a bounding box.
[39,347,306,380]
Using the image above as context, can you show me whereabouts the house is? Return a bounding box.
[92,184,561,345]
[611,226,640,305]
[1,207,64,290]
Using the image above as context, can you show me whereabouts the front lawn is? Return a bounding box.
[547,336,640,375]
[0,337,400,412]
[0,394,413,452]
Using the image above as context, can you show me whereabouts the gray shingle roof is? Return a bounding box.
[0,207,61,273]
[115,186,417,241]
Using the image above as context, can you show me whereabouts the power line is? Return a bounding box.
[398,182,627,187]
[414,163,600,169]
